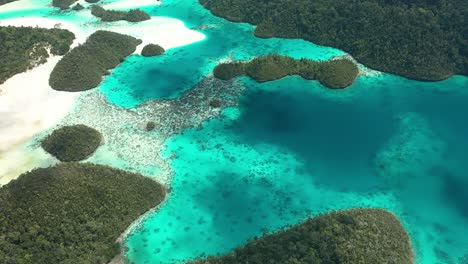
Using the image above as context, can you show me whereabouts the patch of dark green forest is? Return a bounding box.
[0,0,16,6]
[52,0,77,10]
[0,26,75,84]
[200,0,467,81]
[214,55,358,89]
[49,30,141,92]
[0,162,166,264]
[41,124,102,162]
[72,3,84,10]
[91,5,151,22]
[141,43,165,57]
[191,208,413,264]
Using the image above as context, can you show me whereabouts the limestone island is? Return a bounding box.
[200,0,467,81]
[52,0,78,10]
[0,26,74,84]
[71,3,84,11]
[141,43,165,57]
[0,162,166,263]
[214,54,359,89]
[191,208,414,264]
[49,30,142,92]
[91,5,151,22]
[41,124,102,162]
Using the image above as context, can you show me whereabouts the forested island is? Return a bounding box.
[214,55,358,89]
[52,0,77,10]
[141,43,165,56]
[49,30,141,91]
[192,209,413,264]
[0,163,166,264]
[0,26,74,84]
[200,0,467,81]
[72,3,84,11]
[41,124,102,162]
[91,5,151,22]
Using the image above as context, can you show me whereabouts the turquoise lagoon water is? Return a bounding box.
[1,0,468,263]
[125,74,468,264]
[101,0,344,107]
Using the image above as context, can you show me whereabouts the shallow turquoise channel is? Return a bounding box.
[1,0,467,263]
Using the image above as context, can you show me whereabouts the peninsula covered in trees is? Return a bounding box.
[200,0,467,81]
[41,124,102,162]
[91,5,151,22]
[49,30,141,92]
[0,163,166,264]
[214,55,358,89]
[192,209,413,264]
[0,26,74,84]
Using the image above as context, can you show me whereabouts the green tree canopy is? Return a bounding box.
[49,30,141,92]
[0,163,166,264]
[141,43,165,57]
[200,0,467,81]
[0,26,74,84]
[41,124,102,162]
[192,208,413,264]
[214,54,359,89]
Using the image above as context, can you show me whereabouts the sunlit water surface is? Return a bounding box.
[1,0,467,263]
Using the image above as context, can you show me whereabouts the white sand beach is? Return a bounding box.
[0,56,76,185]
[102,0,161,9]
[0,0,48,12]
[0,10,205,184]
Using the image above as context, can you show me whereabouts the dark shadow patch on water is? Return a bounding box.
[441,171,468,220]
[230,81,397,192]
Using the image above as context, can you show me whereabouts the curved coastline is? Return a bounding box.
[0,10,206,185]
[1,0,468,263]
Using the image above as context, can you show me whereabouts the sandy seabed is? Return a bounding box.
[0,4,206,185]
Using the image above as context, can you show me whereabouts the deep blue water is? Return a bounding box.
[1,0,467,263]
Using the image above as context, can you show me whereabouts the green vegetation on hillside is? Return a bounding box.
[91,5,151,22]
[41,124,102,162]
[0,163,166,264]
[0,0,16,6]
[49,30,141,91]
[0,26,75,84]
[52,0,77,9]
[214,55,358,89]
[192,208,413,264]
[200,0,467,81]
[71,3,84,11]
[141,43,165,57]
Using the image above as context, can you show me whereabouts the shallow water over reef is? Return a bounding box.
[126,74,468,264]
[1,0,468,263]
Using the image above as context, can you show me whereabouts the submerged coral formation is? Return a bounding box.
[375,112,446,187]
[58,76,245,183]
